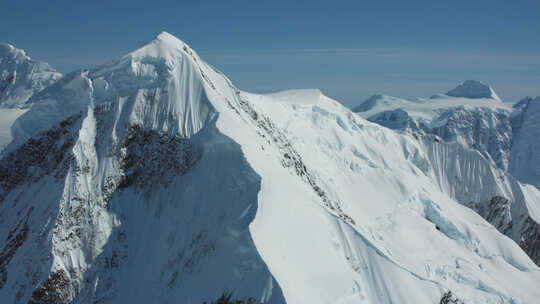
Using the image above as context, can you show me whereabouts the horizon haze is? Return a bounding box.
[1,1,539,106]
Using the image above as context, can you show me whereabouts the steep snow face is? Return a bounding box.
[417,133,540,261]
[446,80,501,102]
[6,32,213,155]
[0,43,61,151]
[353,89,540,191]
[0,32,284,304]
[2,32,540,304]
[510,97,540,189]
[353,88,540,268]
[354,92,513,170]
[235,89,540,303]
[0,43,61,107]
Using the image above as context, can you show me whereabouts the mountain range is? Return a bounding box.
[0,32,539,304]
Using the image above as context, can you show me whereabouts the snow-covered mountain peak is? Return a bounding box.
[446,80,501,101]
[0,43,61,108]
[122,31,197,69]
[353,85,515,171]
[0,43,28,60]
[3,35,540,304]
[6,32,221,153]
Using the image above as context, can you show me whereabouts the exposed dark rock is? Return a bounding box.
[520,216,540,266]
[224,90,355,225]
[0,206,33,289]
[118,125,201,191]
[468,196,513,236]
[27,269,72,304]
[203,292,260,304]
[468,196,540,266]
[0,114,81,202]
[439,290,464,304]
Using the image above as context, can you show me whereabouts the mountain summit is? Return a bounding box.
[446,80,501,101]
[1,32,540,304]
[0,43,61,107]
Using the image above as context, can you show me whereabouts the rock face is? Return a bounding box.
[446,80,501,101]
[1,33,540,304]
[0,43,61,108]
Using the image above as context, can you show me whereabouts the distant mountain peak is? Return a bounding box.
[446,80,501,101]
[0,43,61,107]
[0,43,28,59]
[352,94,405,112]
[513,96,534,109]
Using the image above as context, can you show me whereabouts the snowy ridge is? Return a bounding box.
[355,93,513,169]
[1,32,540,304]
[418,133,540,256]
[0,43,61,108]
[0,43,61,152]
[6,33,214,155]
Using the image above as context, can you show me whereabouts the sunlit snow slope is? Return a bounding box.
[1,32,540,304]
[354,86,540,267]
[0,43,62,151]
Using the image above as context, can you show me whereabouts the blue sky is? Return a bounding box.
[2,0,539,107]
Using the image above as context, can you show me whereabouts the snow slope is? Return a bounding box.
[0,43,61,151]
[355,92,514,169]
[0,107,27,152]
[353,86,540,267]
[1,32,540,304]
[0,43,61,107]
[509,97,540,189]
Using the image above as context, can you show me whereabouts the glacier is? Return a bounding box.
[1,32,540,303]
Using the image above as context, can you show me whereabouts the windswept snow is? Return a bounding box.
[1,32,540,304]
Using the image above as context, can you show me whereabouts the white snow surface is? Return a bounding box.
[0,43,61,107]
[509,97,540,188]
[0,107,27,151]
[1,32,540,304]
[0,43,61,153]
[353,89,540,188]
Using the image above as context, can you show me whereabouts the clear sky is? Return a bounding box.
[2,0,539,107]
